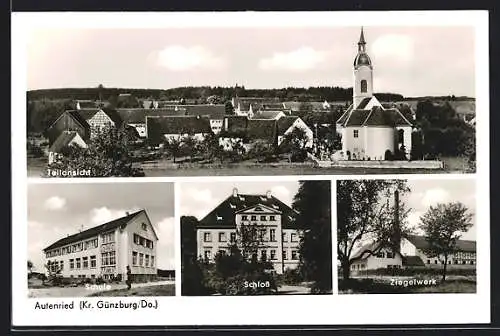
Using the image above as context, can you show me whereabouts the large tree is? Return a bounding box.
[337,179,411,280]
[163,137,183,163]
[292,180,332,293]
[47,126,144,177]
[180,216,207,295]
[419,202,473,281]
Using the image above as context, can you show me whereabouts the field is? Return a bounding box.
[88,284,175,297]
[338,276,476,294]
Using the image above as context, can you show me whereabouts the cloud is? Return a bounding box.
[258,47,327,71]
[43,196,66,210]
[89,207,140,225]
[153,45,225,71]
[407,211,423,229]
[189,188,213,204]
[421,188,450,208]
[270,186,290,202]
[371,34,414,62]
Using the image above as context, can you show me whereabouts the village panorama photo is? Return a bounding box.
[25,25,476,177]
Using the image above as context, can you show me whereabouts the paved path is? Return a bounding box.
[28,280,175,298]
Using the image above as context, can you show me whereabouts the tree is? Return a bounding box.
[181,216,208,295]
[337,180,411,280]
[47,126,145,177]
[280,127,310,162]
[419,202,473,281]
[27,260,34,274]
[181,135,199,162]
[247,139,275,162]
[225,101,235,115]
[200,133,222,162]
[163,137,183,163]
[292,180,332,293]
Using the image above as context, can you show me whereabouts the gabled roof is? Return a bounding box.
[251,110,284,120]
[43,210,144,251]
[184,105,225,119]
[117,108,186,124]
[197,193,298,229]
[405,235,476,253]
[223,115,248,133]
[66,108,124,127]
[336,104,353,125]
[276,116,300,136]
[356,97,372,109]
[48,131,83,153]
[146,115,212,136]
[246,119,276,142]
[339,106,412,127]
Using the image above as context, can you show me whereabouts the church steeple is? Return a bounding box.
[358,27,366,52]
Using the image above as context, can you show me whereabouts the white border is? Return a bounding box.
[12,10,490,326]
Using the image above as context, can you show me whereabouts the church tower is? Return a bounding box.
[353,27,374,108]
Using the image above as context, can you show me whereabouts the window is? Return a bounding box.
[91,275,95,279]
[291,250,298,260]
[101,232,114,244]
[230,232,236,242]
[218,232,226,242]
[282,250,287,260]
[261,250,267,260]
[291,233,298,242]
[142,223,148,231]
[376,251,385,258]
[132,251,138,266]
[101,252,116,266]
[353,130,359,138]
[282,233,288,242]
[151,256,155,267]
[260,215,267,221]
[470,260,475,265]
[435,260,438,264]
[139,253,144,266]
[427,259,430,264]
[83,257,89,269]
[259,229,266,241]
[203,232,212,242]
[251,215,257,221]
[454,260,458,264]
[145,254,150,267]
[76,258,81,269]
[360,79,367,93]
[204,249,212,260]
[270,229,276,242]
[242,215,248,221]
[60,260,64,270]
[270,215,276,221]
[386,251,394,259]
[134,234,140,244]
[270,250,276,260]
[90,256,96,268]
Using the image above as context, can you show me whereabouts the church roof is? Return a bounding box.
[338,106,412,127]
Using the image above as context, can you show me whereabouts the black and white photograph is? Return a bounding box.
[27,182,176,298]
[26,25,476,177]
[180,180,332,295]
[337,178,476,294]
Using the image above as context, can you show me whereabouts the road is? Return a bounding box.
[28,280,175,298]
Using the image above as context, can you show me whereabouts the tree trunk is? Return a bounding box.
[442,255,448,282]
[342,260,351,281]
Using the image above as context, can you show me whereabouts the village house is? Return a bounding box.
[43,209,158,282]
[350,234,476,274]
[231,97,282,118]
[276,116,314,148]
[145,115,212,145]
[336,28,413,160]
[48,131,88,164]
[196,188,303,274]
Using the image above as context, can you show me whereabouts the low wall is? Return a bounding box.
[317,160,444,169]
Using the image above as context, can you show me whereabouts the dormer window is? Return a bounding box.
[229,203,236,209]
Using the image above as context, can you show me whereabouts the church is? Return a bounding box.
[336,28,413,161]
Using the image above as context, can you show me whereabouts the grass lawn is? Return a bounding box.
[88,284,175,297]
[339,277,476,294]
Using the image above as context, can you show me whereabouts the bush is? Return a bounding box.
[96,276,106,285]
[279,268,303,285]
[363,267,476,277]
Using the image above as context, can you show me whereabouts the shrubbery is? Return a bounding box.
[361,267,476,277]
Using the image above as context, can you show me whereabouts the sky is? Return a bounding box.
[27,182,175,272]
[180,180,302,221]
[27,26,475,97]
[403,179,476,241]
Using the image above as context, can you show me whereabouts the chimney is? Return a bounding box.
[232,188,238,197]
[126,211,130,216]
[266,190,272,199]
